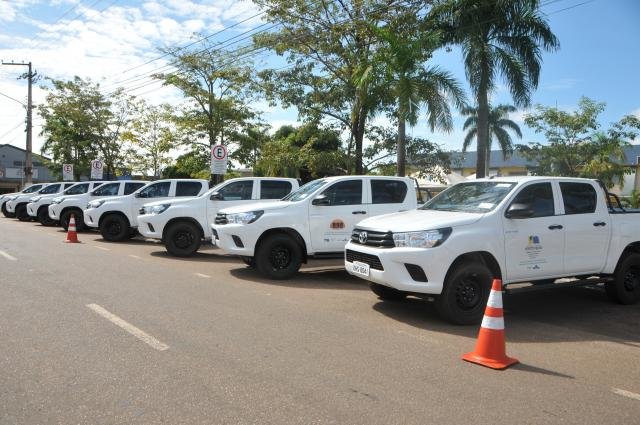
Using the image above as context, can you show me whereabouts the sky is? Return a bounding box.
[1,0,639,158]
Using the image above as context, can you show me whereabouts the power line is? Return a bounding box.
[0,92,26,106]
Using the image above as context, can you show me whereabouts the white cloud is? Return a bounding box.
[544,78,581,91]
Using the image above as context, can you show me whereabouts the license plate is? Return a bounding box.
[351,261,370,277]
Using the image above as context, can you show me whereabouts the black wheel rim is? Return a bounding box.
[107,221,122,236]
[623,268,639,293]
[455,273,484,311]
[269,245,291,270]
[174,230,194,249]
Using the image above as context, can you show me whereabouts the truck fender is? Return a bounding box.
[98,211,131,228]
[255,228,308,263]
[162,217,205,241]
[444,251,503,285]
[614,242,640,272]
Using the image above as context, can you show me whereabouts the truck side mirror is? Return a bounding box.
[134,192,142,198]
[505,203,534,219]
[312,195,331,206]
[210,192,223,201]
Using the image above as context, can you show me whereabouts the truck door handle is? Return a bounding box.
[548,225,563,230]
[352,210,367,215]
[593,222,606,227]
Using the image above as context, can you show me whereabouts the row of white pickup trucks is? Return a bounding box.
[2,175,639,324]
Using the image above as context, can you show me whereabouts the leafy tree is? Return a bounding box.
[162,149,210,179]
[231,125,272,171]
[462,104,522,174]
[518,98,639,188]
[435,0,559,177]
[370,20,466,177]
[154,43,257,183]
[121,101,176,178]
[39,76,130,179]
[254,0,413,174]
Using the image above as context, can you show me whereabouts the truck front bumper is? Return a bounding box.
[48,204,61,220]
[211,223,257,256]
[137,214,164,239]
[344,241,449,295]
[6,201,16,213]
[83,209,100,228]
[27,202,38,217]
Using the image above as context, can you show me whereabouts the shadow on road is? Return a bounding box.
[148,250,240,264]
[229,266,368,291]
[372,286,640,345]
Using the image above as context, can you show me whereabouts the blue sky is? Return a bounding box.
[1,0,639,155]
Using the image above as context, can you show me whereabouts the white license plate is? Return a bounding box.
[351,261,370,277]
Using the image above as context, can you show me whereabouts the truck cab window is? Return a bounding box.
[218,181,253,200]
[560,183,597,214]
[176,181,203,197]
[509,183,555,217]
[91,183,119,196]
[138,182,171,198]
[321,180,362,206]
[260,181,292,199]
[371,180,407,204]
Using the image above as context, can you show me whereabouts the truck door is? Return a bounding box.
[559,181,610,275]
[369,179,411,215]
[207,179,256,225]
[503,182,565,282]
[309,179,368,253]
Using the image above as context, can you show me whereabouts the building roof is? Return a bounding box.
[0,144,51,161]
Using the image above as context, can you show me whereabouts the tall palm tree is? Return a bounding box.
[370,24,466,176]
[462,104,522,175]
[434,0,559,177]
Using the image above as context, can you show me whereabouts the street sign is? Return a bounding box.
[62,164,74,181]
[211,144,228,175]
[91,159,104,180]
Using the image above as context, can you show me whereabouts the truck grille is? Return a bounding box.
[345,249,384,271]
[351,228,394,248]
[214,213,228,225]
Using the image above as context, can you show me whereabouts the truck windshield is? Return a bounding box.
[282,179,327,202]
[22,185,44,193]
[421,181,517,213]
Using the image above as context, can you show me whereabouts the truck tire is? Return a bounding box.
[165,222,201,257]
[61,209,86,231]
[100,214,129,242]
[242,257,256,268]
[436,261,492,325]
[255,233,302,280]
[1,202,15,218]
[37,206,55,226]
[15,204,30,221]
[606,253,640,305]
[369,282,406,300]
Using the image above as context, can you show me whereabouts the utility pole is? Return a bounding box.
[2,61,34,186]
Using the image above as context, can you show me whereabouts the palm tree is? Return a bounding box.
[434,0,559,177]
[461,104,522,175]
[369,24,466,176]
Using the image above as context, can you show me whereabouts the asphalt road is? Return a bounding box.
[1,217,639,424]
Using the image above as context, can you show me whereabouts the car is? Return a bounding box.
[26,182,79,225]
[1,183,47,218]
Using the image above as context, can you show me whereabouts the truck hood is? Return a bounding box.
[219,200,287,215]
[143,197,198,208]
[355,209,484,232]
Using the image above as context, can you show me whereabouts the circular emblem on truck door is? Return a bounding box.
[358,231,368,244]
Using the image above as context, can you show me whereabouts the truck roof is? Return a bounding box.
[472,176,599,184]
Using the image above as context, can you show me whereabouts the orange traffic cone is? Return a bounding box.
[462,279,518,370]
[64,214,81,243]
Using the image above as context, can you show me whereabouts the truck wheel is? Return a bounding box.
[37,206,55,226]
[1,202,15,218]
[242,257,256,268]
[61,210,85,231]
[606,253,640,305]
[100,214,129,242]
[436,261,492,325]
[165,222,201,257]
[16,204,30,221]
[369,282,406,300]
[255,234,302,280]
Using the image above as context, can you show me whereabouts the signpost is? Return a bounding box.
[91,159,104,180]
[62,164,74,181]
[211,144,228,179]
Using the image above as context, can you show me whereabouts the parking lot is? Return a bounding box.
[1,217,639,424]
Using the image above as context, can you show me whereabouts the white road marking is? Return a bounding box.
[128,254,141,259]
[93,246,110,251]
[86,304,169,351]
[612,388,640,401]
[0,250,17,261]
[194,273,211,278]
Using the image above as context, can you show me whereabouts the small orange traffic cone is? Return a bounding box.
[462,279,518,370]
[64,214,81,243]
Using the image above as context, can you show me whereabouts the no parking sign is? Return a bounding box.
[62,164,74,181]
[211,145,228,175]
[91,159,104,180]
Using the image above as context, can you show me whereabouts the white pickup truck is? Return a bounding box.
[49,181,145,230]
[6,182,73,221]
[345,176,640,324]
[137,177,299,257]
[1,184,47,218]
[212,175,417,279]
[84,179,209,241]
[27,182,79,225]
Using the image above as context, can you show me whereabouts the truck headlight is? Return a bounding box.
[87,199,106,209]
[392,228,452,248]
[226,210,264,224]
[30,196,41,202]
[51,197,64,204]
[148,204,171,215]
